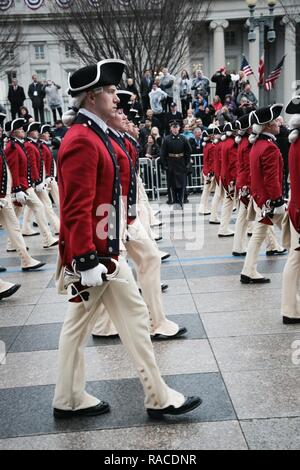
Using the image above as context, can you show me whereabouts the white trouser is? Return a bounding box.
[14,188,56,247]
[218,191,236,235]
[281,221,300,319]
[53,256,185,411]
[23,190,60,235]
[199,175,215,214]
[241,204,284,279]
[49,180,60,209]
[210,181,224,222]
[0,196,40,268]
[233,200,249,253]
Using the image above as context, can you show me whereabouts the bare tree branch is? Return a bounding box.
[0,13,23,78]
[48,0,211,88]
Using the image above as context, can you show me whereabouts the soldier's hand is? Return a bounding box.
[0,199,8,209]
[15,191,29,205]
[36,182,48,192]
[273,204,287,216]
[79,264,108,287]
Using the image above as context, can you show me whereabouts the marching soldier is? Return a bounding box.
[198,128,215,216]
[92,90,186,339]
[218,122,238,238]
[39,124,60,209]
[4,119,58,250]
[160,121,191,209]
[281,97,300,324]
[23,122,60,236]
[241,104,286,284]
[53,60,201,419]
[0,117,45,271]
[209,126,224,225]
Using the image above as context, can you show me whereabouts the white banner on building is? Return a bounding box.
[0,0,13,10]
[56,0,73,7]
[24,0,44,9]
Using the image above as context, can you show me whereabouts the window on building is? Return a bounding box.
[6,71,17,86]
[34,44,45,60]
[65,44,75,59]
[225,30,237,47]
[35,70,47,81]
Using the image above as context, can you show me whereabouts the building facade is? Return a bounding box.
[0,0,299,120]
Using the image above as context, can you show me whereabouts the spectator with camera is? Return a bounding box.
[211,66,232,104]
[44,81,63,124]
[191,69,210,100]
[179,69,192,118]
[236,96,256,118]
[237,83,258,108]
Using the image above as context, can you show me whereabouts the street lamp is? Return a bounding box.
[245,0,277,106]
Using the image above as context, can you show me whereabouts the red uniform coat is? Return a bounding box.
[250,135,283,209]
[40,141,56,178]
[202,142,215,177]
[288,136,300,234]
[124,134,140,173]
[24,140,43,184]
[58,113,121,271]
[220,137,238,190]
[0,148,8,198]
[213,142,222,183]
[236,136,251,192]
[5,139,34,193]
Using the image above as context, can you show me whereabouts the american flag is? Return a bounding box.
[265,56,286,91]
[241,55,253,77]
[258,54,265,87]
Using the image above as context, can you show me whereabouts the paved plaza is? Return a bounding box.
[0,196,300,450]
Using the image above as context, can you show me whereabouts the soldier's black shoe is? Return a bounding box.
[161,253,171,262]
[155,236,163,242]
[166,200,173,205]
[283,316,300,325]
[147,396,202,419]
[161,283,169,293]
[53,401,110,419]
[153,326,187,340]
[240,275,270,284]
[0,265,7,273]
[209,221,221,225]
[232,252,247,257]
[266,249,288,256]
[22,262,46,272]
[0,284,21,300]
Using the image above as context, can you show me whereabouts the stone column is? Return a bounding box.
[282,15,297,109]
[248,25,260,102]
[209,20,229,73]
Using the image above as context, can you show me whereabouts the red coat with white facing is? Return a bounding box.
[236,136,251,192]
[288,133,300,234]
[220,137,238,189]
[57,115,121,271]
[40,142,56,178]
[5,139,35,193]
[24,140,43,184]
[250,135,283,209]
[213,141,222,183]
[202,141,215,177]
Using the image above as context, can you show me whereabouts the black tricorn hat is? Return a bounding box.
[250,104,283,125]
[116,90,133,116]
[68,59,126,97]
[213,125,223,135]
[286,96,300,115]
[169,120,181,128]
[25,121,41,133]
[0,112,6,128]
[224,122,237,133]
[40,124,52,134]
[5,118,26,133]
[236,113,252,130]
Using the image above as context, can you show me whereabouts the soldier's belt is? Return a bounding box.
[168,153,184,159]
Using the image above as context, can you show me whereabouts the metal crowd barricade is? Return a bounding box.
[154,157,168,202]
[138,157,155,200]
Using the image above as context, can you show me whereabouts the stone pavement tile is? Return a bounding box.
[7,314,206,353]
[201,309,300,338]
[37,288,65,304]
[0,420,248,450]
[26,302,66,325]
[162,279,190,296]
[162,294,197,315]
[188,273,282,294]
[241,417,300,450]
[0,272,52,290]
[1,287,44,307]
[183,259,286,278]
[193,289,281,314]
[160,265,185,280]
[0,326,22,352]
[0,373,236,439]
[210,333,300,372]
[0,339,218,389]
[0,254,57,268]
[0,305,34,328]
[222,369,300,420]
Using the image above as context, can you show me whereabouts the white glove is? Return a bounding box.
[46,177,55,185]
[36,182,48,192]
[15,191,29,205]
[79,263,108,287]
[273,204,287,216]
[0,199,8,209]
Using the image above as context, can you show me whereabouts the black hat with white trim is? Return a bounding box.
[286,96,300,115]
[0,112,6,128]
[250,104,283,125]
[40,124,52,134]
[236,113,252,130]
[116,90,133,116]
[68,59,126,97]
[25,121,41,133]
[5,118,26,133]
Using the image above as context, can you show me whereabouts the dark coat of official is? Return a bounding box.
[8,86,26,114]
[250,134,283,209]
[28,82,45,109]
[160,134,191,189]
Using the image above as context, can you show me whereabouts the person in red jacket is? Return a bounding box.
[53,60,201,419]
[241,104,286,284]
[209,126,224,224]
[198,128,215,216]
[281,97,300,324]
[39,124,60,209]
[4,119,58,249]
[218,122,238,237]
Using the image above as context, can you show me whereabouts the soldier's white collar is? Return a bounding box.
[79,109,108,134]
[261,132,277,142]
[108,127,121,138]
